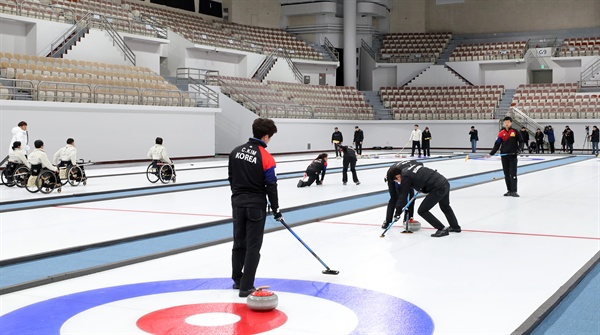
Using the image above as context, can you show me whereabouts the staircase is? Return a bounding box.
[311,44,336,62]
[176,68,220,108]
[506,107,550,148]
[406,65,469,87]
[253,52,277,82]
[436,37,462,65]
[47,13,136,65]
[579,58,600,90]
[362,90,392,120]
[498,89,516,112]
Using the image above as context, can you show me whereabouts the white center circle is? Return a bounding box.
[184,312,241,327]
[185,313,242,327]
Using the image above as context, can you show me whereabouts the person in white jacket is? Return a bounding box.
[53,138,78,167]
[8,141,30,168]
[147,137,173,164]
[8,121,29,155]
[28,140,58,173]
[409,124,422,157]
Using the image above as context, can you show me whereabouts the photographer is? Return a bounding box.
[564,127,575,154]
[590,126,599,156]
[544,125,556,154]
[519,127,529,153]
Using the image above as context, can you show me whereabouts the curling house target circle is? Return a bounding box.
[0,278,434,334]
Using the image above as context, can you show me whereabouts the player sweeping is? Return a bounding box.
[392,162,461,237]
[382,160,418,229]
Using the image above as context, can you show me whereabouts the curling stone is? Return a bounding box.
[247,286,278,311]
[408,220,421,232]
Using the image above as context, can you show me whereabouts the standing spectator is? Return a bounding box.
[8,121,29,156]
[331,127,343,158]
[519,127,530,153]
[562,126,574,153]
[544,125,556,154]
[487,116,524,197]
[340,145,360,185]
[298,153,328,187]
[409,124,422,157]
[561,128,567,153]
[421,127,432,157]
[353,126,364,155]
[469,126,479,153]
[534,128,545,153]
[228,118,281,297]
[565,128,575,154]
[590,126,599,156]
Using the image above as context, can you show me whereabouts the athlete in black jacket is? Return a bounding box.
[228,118,281,297]
[353,126,364,155]
[332,128,343,157]
[340,145,360,185]
[382,160,418,229]
[487,116,524,197]
[298,153,328,187]
[393,163,461,237]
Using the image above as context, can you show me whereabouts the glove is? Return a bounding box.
[273,211,283,222]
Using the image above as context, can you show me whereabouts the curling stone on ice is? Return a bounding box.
[247,286,278,311]
[408,219,421,232]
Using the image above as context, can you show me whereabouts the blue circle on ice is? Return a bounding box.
[0,278,434,334]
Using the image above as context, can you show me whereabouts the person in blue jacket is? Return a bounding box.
[544,125,555,154]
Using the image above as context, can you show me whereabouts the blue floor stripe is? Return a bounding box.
[0,155,590,291]
[531,261,600,335]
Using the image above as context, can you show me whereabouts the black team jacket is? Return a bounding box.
[228,138,279,212]
[490,127,524,155]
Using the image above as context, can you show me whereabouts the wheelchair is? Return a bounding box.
[25,164,62,194]
[1,162,30,188]
[57,159,89,187]
[146,160,176,184]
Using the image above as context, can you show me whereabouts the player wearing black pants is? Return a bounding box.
[353,126,364,155]
[298,153,328,187]
[340,146,360,185]
[393,163,461,237]
[382,160,418,229]
[421,127,431,157]
[331,127,343,157]
[229,118,282,297]
[488,116,524,197]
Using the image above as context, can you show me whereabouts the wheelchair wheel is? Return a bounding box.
[159,164,173,184]
[13,166,30,188]
[39,171,59,194]
[25,175,40,193]
[146,163,159,183]
[1,169,15,187]
[67,166,83,187]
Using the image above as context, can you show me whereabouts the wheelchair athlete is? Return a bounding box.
[147,137,176,182]
[27,139,61,193]
[53,138,87,184]
[2,141,30,187]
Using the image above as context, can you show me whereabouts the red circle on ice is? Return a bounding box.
[136,302,287,335]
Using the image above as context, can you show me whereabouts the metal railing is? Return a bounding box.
[323,37,339,62]
[581,58,600,82]
[93,85,140,105]
[0,78,35,100]
[37,80,93,103]
[139,13,168,39]
[16,1,76,23]
[253,51,276,82]
[280,48,303,83]
[361,39,377,61]
[390,108,496,121]
[176,68,219,108]
[47,12,136,65]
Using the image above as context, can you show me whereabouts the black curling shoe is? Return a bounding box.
[511,192,520,197]
[239,288,256,298]
[431,229,449,237]
[446,227,462,233]
[504,191,512,196]
[381,221,389,229]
